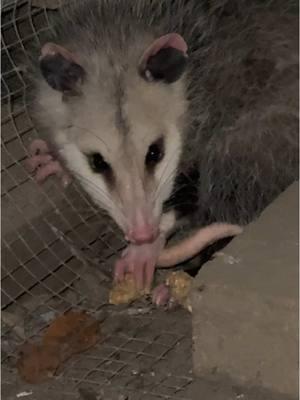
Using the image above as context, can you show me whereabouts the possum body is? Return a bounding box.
[29,0,298,285]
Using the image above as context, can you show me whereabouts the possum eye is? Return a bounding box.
[88,153,111,174]
[145,137,165,169]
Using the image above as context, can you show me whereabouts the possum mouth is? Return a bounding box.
[157,223,243,267]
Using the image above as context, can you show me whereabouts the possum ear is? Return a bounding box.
[139,33,188,83]
[39,43,85,94]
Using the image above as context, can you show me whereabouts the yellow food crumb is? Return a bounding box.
[166,271,193,312]
[109,271,193,311]
[109,274,147,305]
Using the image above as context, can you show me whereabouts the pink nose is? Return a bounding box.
[127,226,158,244]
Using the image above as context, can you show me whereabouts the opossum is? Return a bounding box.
[27,0,299,297]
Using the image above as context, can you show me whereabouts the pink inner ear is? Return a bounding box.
[40,42,81,65]
[141,33,188,66]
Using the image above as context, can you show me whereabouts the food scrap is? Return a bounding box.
[17,310,100,384]
[109,273,148,305]
[109,270,193,311]
[165,271,193,312]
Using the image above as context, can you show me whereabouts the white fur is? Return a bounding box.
[153,123,182,218]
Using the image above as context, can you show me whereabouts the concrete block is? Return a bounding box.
[191,182,299,398]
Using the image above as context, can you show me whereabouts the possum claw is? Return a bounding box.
[29,139,51,156]
[26,154,53,173]
[152,283,171,307]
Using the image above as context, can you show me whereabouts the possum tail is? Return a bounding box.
[157,223,243,267]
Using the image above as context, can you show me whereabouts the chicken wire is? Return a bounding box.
[1,1,197,399]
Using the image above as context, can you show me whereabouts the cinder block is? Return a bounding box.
[191,182,299,397]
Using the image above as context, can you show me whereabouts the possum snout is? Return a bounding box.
[125,208,159,244]
[115,162,162,244]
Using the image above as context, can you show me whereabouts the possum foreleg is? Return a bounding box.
[114,212,177,292]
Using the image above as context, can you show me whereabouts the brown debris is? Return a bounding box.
[17,311,100,384]
[17,342,60,384]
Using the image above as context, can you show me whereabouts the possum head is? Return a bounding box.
[37,34,188,244]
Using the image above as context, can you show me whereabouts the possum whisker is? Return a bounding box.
[152,147,181,203]
[70,170,126,227]
[156,145,181,188]
[163,195,199,211]
[63,130,124,210]
[153,161,180,204]
[57,206,101,217]
[163,201,199,212]
[72,180,124,227]
[73,183,125,233]
[154,172,177,202]
[67,124,112,153]
[155,164,200,203]
[70,170,114,203]
[165,179,198,194]
[70,169,115,205]
[153,167,178,205]
[57,205,113,222]
[152,145,182,196]
[165,186,199,200]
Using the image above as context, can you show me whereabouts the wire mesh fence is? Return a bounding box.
[1,1,196,398]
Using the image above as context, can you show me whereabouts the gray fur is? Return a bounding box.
[114,74,130,137]
[30,0,299,228]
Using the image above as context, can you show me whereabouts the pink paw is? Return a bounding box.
[114,237,165,291]
[26,139,71,187]
[152,283,171,307]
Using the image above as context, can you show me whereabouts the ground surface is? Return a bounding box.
[2,304,294,400]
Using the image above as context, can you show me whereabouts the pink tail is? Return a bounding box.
[157,223,243,268]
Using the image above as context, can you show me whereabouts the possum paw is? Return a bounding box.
[26,139,71,187]
[114,237,165,291]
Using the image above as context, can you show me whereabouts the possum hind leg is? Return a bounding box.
[26,139,71,187]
